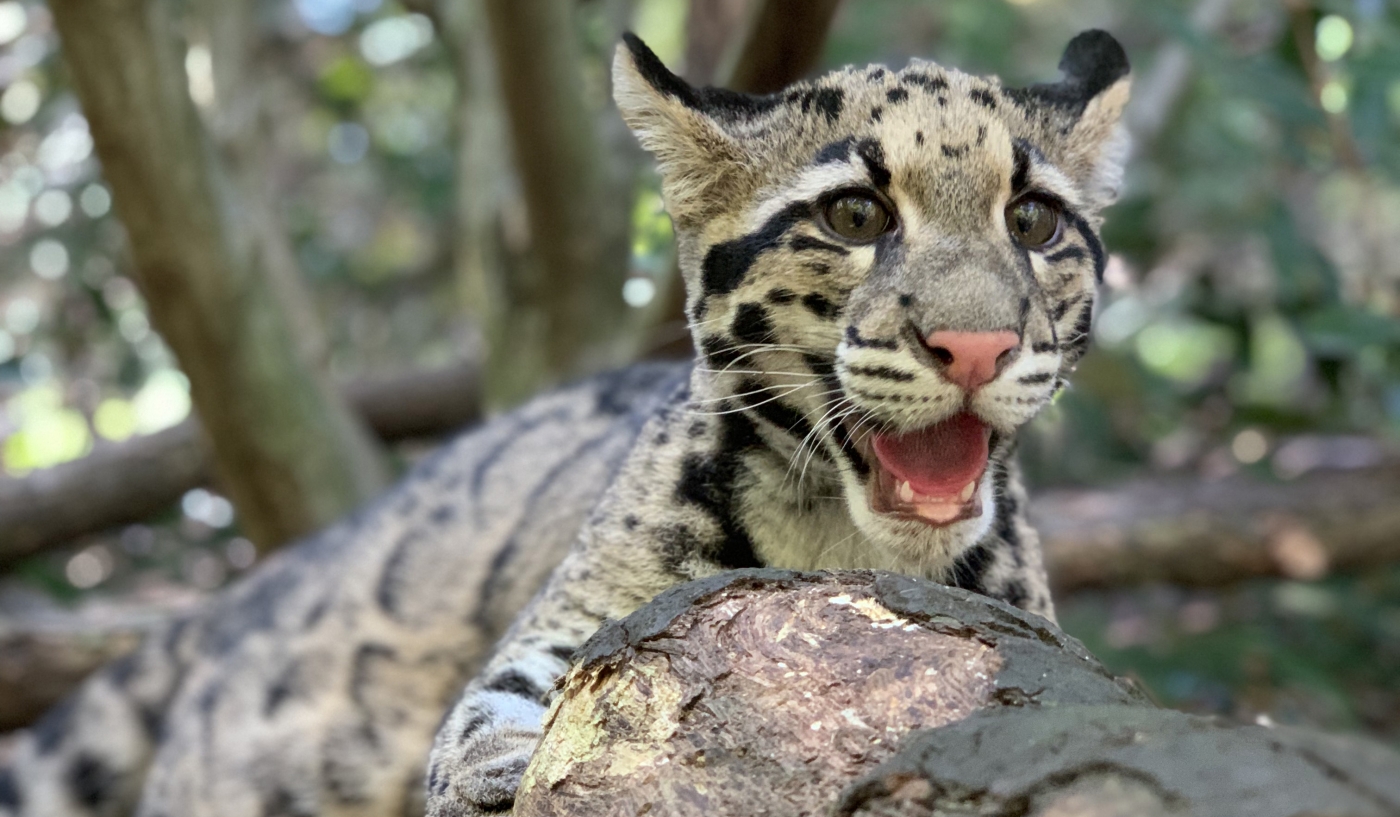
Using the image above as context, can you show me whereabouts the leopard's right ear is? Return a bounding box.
[613,34,766,225]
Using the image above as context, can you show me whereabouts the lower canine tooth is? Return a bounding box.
[897,480,915,503]
[959,481,976,502]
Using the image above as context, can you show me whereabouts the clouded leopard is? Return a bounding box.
[0,29,1130,817]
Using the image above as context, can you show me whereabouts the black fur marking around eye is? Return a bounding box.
[766,287,797,304]
[675,412,763,570]
[483,670,545,701]
[801,292,839,320]
[844,325,899,350]
[813,136,855,165]
[886,87,909,104]
[1064,210,1106,281]
[941,143,969,159]
[1017,372,1054,385]
[855,138,891,188]
[702,201,810,297]
[903,72,948,92]
[1010,141,1031,192]
[790,234,850,256]
[970,88,998,109]
[846,364,915,382]
[800,87,845,124]
[621,33,780,121]
[1045,246,1087,264]
[732,302,777,345]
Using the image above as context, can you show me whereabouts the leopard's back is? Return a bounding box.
[0,362,686,817]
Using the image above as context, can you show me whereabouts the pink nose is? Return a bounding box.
[923,330,1020,391]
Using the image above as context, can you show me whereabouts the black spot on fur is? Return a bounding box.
[687,420,707,438]
[1065,210,1107,281]
[1011,140,1032,192]
[800,87,844,124]
[845,364,915,382]
[976,124,987,145]
[898,293,913,307]
[623,514,640,530]
[866,67,887,81]
[68,753,117,809]
[790,234,849,256]
[0,768,20,809]
[915,130,925,145]
[265,660,303,716]
[1049,294,1081,323]
[813,136,855,165]
[949,544,994,592]
[657,523,703,574]
[886,87,909,104]
[803,353,836,380]
[460,713,489,742]
[937,96,948,106]
[352,643,397,706]
[844,326,898,350]
[869,106,883,123]
[701,201,810,297]
[766,287,796,304]
[1046,246,1087,264]
[263,786,316,817]
[731,302,776,345]
[621,33,780,121]
[1003,579,1029,609]
[903,72,948,92]
[674,412,764,570]
[1018,372,1054,385]
[970,88,997,109]
[801,292,839,320]
[1031,341,1057,354]
[34,697,76,753]
[702,335,741,369]
[855,138,891,188]
[941,143,969,159]
[483,670,545,701]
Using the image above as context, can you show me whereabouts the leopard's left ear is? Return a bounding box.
[1012,30,1132,209]
[613,33,772,225]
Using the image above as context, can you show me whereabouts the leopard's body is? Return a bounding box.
[0,30,1130,817]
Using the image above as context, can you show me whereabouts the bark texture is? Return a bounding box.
[0,362,478,567]
[47,0,389,551]
[514,569,1145,816]
[514,570,1400,816]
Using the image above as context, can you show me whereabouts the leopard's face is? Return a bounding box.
[616,32,1130,570]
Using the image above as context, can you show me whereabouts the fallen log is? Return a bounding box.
[0,360,479,567]
[514,569,1400,816]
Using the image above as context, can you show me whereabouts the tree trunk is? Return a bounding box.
[461,0,637,407]
[515,570,1400,816]
[47,0,390,552]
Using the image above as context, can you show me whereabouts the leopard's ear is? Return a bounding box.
[613,34,770,225]
[1011,30,1132,209]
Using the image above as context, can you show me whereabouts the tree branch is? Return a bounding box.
[0,362,479,567]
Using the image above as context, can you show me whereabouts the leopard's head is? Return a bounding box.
[615,32,1130,568]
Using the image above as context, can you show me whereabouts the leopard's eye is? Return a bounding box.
[1005,196,1061,249]
[823,194,893,242]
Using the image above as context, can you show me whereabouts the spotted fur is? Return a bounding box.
[0,31,1130,817]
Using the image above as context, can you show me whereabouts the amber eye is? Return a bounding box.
[823,194,893,242]
[1005,196,1061,249]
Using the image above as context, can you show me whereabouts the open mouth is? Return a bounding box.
[865,412,991,527]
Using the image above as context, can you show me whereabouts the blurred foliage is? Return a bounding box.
[0,0,1395,740]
